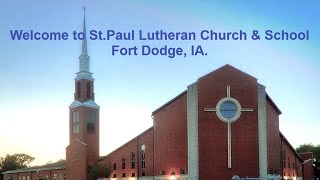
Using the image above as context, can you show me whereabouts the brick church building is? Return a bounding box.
[2,15,314,180]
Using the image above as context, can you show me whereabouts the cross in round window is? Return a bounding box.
[204,85,254,169]
[204,85,254,123]
[219,100,238,119]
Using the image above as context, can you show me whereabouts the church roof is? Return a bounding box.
[2,160,66,174]
[152,65,282,116]
[266,93,282,114]
[70,138,87,146]
[69,100,100,109]
[152,90,187,115]
[99,126,154,161]
[199,64,257,81]
[152,64,258,115]
[280,132,303,162]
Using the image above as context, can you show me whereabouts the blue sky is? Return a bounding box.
[0,1,319,165]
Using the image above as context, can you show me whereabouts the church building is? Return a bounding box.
[2,15,314,180]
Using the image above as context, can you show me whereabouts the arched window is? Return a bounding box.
[112,163,116,170]
[87,110,95,133]
[77,82,81,98]
[73,111,79,134]
[141,144,146,168]
[141,144,145,151]
[86,82,91,98]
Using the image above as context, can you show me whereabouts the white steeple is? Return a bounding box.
[76,6,93,81]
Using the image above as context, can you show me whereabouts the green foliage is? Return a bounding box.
[296,143,320,161]
[296,143,320,178]
[88,162,110,180]
[0,153,35,172]
[0,153,35,180]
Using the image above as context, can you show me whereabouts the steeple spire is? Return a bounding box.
[76,6,93,81]
[81,6,87,55]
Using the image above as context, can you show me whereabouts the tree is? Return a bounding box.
[296,143,320,178]
[0,153,35,171]
[88,162,110,180]
[0,153,35,180]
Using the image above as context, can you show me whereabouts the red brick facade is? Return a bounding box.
[68,106,100,166]
[99,65,311,180]
[153,92,188,177]
[100,127,154,178]
[266,97,281,175]
[3,169,65,180]
[197,65,259,179]
[280,134,304,179]
[300,152,314,180]
[3,65,314,180]
[74,79,95,102]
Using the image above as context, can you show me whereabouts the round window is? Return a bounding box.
[215,97,242,123]
[219,100,238,119]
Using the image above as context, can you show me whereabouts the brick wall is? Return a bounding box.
[66,139,87,180]
[281,134,303,179]
[3,169,66,180]
[300,152,314,180]
[74,79,95,102]
[137,128,154,177]
[153,93,188,177]
[107,139,137,178]
[266,98,281,175]
[101,127,154,178]
[69,106,100,166]
[197,65,259,179]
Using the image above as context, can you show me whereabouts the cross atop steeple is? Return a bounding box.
[76,7,93,81]
[82,6,86,15]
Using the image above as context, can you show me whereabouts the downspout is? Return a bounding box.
[136,137,139,180]
[280,136,283,180]
[153,128,155,180]
[152,116,155,180]
[302,162,305,180]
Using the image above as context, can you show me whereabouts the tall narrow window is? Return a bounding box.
[283,150,286,168]
[112,163,117,170]
[141,161,145,169]
[141,144,146,160]
[131,152,135,160]
[87,110,95,133]
[141,144,146,169]
[131,152,135,169]
[122,158,126,169]
[73,111,80,134]
[77,82,81,98]
[87,82,91,98]
[59,174,64,180]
